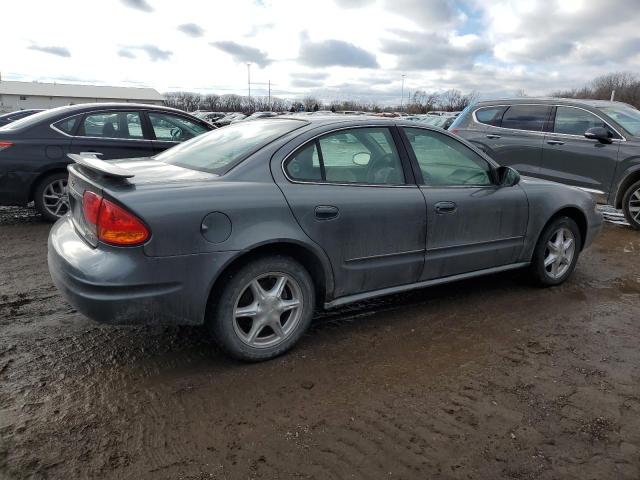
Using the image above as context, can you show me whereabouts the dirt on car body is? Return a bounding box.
[1,207,639,479]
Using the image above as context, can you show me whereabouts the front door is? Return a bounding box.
[277,126,427,298]
[69,110,154,159]
[541,105,620,197]
[400,127,529,280]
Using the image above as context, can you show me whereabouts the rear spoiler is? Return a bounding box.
[67,153,135,179]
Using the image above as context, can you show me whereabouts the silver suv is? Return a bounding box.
[450,98,640,229]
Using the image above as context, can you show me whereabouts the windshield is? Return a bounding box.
[155,119,305,174]
[0,106,75,131]
[598,105,640,136]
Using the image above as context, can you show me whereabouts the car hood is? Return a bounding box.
[109,157,217,185]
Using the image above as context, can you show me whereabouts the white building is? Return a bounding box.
[0,80,165,112]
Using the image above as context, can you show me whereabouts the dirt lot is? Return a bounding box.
[1,206,639,480]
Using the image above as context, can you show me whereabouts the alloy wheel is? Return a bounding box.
[628,187,640,224]
[543,227,575,279]
[42,179,69,218]
[233,272,303,348]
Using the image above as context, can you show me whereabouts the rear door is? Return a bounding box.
[400,127,528,280]
[481,104,551,177]
[69,110,154,159]
[146,111,211,154]
[541,105,620,197]
[277,126,427,298]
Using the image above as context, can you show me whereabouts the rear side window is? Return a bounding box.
[53,115,81,135]
[501,105,551,132]
[475,106,507,126]
[553,106,607,135]
[79,112,144,139]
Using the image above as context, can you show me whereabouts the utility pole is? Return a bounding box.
[611,89,616,101]
[268,79,271,111]
[400,74,406,111]
[247,63,251,111]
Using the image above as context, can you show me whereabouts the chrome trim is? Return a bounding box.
[280,124,414,188]
[324,262,530,309]
[576,187,606,195]
[345,248,424,263]
[471,103,626,141]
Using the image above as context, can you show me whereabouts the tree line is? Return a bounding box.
[163,89,478,114]
[552,72,640,108]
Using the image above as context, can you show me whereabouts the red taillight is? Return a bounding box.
[82,191,149,246]
[82,191,102,227]
[0,141,14,152]
[450,128,459,136]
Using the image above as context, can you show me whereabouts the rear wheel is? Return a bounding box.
[34,172,69,222]
[530,216,582,286]
[622,180,640,230]
[208,255,315,361]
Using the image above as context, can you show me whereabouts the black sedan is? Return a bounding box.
[0,103,214,221]
[0,109,44,127]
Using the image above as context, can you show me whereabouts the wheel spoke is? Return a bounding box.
[544,254,557,267]
[563,238,574,250]
[235,303,259,317]
[547,241,558,253]
[270,320,285,338]
[270,276,287,298]
[246,322,264,343]
[279,298,300,311]
[250,280,267,301]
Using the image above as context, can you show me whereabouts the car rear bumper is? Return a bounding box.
[48,216,236,325]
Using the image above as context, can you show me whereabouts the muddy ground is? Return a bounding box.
[0,206,639,480]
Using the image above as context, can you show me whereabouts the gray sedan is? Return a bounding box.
[48,117,602,361]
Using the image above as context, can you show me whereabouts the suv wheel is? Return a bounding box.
[530,216,582,286]
[208,255,315,361]
[622,180,640,230]
[34,172,70,222]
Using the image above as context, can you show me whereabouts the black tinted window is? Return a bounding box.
[53,115,80,135]
[501,105,551,132]
[285,142,322,181]
[475,106,507,126]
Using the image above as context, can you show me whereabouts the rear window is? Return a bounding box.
[475,106,507,126]
[155,119,304,174]
[501,105,551,132]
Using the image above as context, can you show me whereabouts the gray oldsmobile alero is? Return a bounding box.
[48,116,602,361]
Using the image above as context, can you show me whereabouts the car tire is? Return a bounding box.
[33,172,70,222]
[622,180,640,230]
[208,255,315,362]
[530,216,582,287]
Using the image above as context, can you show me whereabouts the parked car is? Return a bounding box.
[450,98,640,229]
[0,103,214,221]
[215,113,246,126]
[0,109,45,127]
[48,116,602,361]
[245,112,279,121]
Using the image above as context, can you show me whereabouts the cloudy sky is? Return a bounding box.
[1,0,639,104]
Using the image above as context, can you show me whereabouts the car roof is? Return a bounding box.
[474,97,631,108]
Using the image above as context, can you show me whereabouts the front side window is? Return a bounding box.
[553,106,607,135]
[284,127,405,185]
[156,119,303,175]
[80,111,144,139]
[501,105,551,132]
[148,113,208,142]
[404,128,492,186]
[598,105,640,137]
[475,106,507,126]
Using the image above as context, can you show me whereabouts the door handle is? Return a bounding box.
[546,139,565,145]
[486,134,501,139]
[79,151,104,157]
[435,201,457,214]
[315,205,339,220]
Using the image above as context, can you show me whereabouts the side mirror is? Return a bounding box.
[352,152,371,166]
[584,126,613,144]
[497,165,520,187]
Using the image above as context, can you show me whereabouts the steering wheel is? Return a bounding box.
[170,127,182,141]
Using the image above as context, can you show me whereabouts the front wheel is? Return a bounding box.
[33,172,69,222]
[622,180,640,230]
[530,216,582,286]
[208,255,315,361]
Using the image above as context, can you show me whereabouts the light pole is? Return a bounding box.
[247,63,251,112]
[400,74,406,112]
